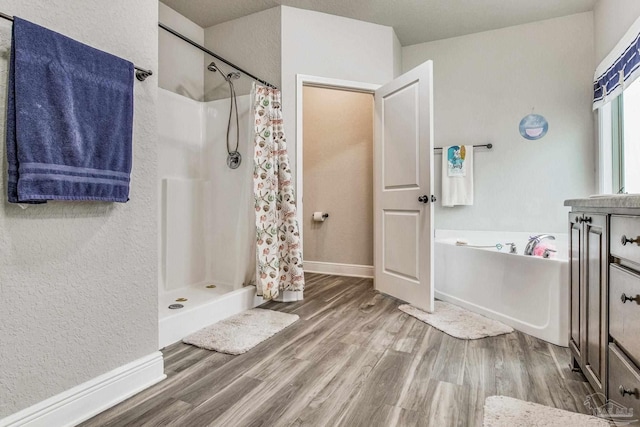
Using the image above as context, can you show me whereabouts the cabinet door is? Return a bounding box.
[584,213,608,393]
[569,213,582,358]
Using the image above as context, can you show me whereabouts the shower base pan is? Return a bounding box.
[159,284,262,348]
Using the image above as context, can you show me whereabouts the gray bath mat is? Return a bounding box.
[398,301,513,339]
[483,396,610,426]
[183,308,299,355]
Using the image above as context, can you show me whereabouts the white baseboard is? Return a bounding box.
[304,261,374,278]
[0,352,166,427]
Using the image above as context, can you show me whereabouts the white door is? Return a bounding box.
[374,61,434,312]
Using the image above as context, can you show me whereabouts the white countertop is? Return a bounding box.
[564,194,640,208]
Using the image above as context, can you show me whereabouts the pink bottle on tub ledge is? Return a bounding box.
[533,244,557,258]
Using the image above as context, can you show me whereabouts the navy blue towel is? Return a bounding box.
[6,17,134,203]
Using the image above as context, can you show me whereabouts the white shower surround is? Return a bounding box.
[435,229,569,346]
[158,89,261,347]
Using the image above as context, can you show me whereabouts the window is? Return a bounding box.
[622,79,640,193]
[601,78,640,194]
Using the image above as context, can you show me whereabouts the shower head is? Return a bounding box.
[207,62,241,82]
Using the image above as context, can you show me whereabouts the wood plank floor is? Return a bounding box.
[82,273,594,427]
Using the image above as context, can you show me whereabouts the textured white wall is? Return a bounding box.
[393,31,402,78]
[0,0,158,417]
[403,12,595,233]
[281,6,397,183]
[203,7,281,101]
[159,3,205,101]
[594,0,640,64]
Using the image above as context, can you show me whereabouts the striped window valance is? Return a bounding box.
[594,15,640,110]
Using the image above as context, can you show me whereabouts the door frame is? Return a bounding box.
[295,74,380,260]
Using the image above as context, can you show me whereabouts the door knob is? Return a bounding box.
[418,195,429,204]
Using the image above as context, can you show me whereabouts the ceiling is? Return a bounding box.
[159,0,598,46]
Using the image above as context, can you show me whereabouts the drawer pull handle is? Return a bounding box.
[621,293,637,303]
[619,385,637,397]
[621,235,639,246]
[582,216,592,224]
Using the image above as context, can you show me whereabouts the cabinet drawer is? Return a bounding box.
[608,344,640,418]
[610,264,640,363]
[611,215,640,264]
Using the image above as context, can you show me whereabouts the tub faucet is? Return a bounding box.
[524,234,556,256]
[505,243,517,254]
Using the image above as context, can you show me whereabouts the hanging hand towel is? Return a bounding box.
[441,145,473,207]
[6,17,134,203]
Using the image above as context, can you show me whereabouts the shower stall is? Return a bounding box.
[158,88,262,347]
[157,23,280,348]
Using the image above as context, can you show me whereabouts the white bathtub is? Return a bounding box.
[434,230,569,346]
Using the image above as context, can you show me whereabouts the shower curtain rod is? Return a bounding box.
[0,11,153,81]
[159,22,278,89]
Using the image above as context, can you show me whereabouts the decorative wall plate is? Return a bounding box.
[519,114,548,140]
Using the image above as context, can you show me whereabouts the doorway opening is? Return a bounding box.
[296,62,434,311]
[296,76,379,278]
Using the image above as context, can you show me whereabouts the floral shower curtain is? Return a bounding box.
[253,84,305,300]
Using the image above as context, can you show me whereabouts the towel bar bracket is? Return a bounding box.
[134,67,153,82]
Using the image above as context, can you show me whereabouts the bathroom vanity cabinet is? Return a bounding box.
[568,211,607,395]
[566,196,640,411]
